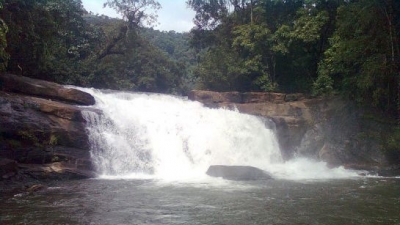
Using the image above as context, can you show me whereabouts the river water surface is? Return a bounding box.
[1,178,400,225]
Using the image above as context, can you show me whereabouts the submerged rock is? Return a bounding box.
[26,184,47,193]
[206,165,273,181]
[0,158,18,180]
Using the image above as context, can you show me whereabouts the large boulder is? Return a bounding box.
[0,158,18,180]
[0,73,95,105]
[0,74,98,180]
[206,165,273,181]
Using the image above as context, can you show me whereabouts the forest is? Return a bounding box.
[0,0,399,117]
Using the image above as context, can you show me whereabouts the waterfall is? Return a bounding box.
[80,88,359,180]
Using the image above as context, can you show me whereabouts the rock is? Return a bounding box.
[206,165,273,181]
[190,90,393,171]
[189,90,312,160]
[19,162,95,180]
[242,92,286,104]
[0,91,90,151]
[187,90,236,108]
[26,184,47,193]
[0,158,18,180]
[297,125,325,159]
[318,144,342,167]
[188,90,302,107]
[376,165,400,177]
[0,75,97,180]
[0,73,95,105]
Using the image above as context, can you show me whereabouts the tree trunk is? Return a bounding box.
[97,25,128,60]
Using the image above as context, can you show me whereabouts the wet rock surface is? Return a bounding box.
[0,73,95,105]
[206,165,273,181]
[189,90,399,174]
[0,73,97,182]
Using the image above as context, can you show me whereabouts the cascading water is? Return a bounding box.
[80,88,359,181]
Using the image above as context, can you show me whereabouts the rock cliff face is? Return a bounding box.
[189,90,397,173]
[0,73,96,180]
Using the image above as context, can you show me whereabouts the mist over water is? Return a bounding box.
[80,88,359,181]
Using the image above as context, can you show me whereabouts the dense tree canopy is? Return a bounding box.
[187,0,400,116]
[0,0,399,116]
[104,0,161,29]
[316,0,400,114]
[0,0,189,93]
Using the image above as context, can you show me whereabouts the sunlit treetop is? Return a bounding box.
[104,0,161,28]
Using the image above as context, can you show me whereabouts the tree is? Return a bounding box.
[316,0,400,115]
[0,0,8,71]
[233,23,278,91]
[80,14,186,93]
[187,0,229,30]
[187,0,334,92]
[104,0,161,29]
[98,0,161,60]
[0,0,103,83]
[194,44,248,91]
[274,2,332,92]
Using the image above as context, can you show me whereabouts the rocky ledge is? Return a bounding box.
[0,73,96,185]
[189,90,400,175]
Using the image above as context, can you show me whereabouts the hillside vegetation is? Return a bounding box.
[0,0,399,117]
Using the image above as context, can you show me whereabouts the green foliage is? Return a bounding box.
[104,0,161,29]
[290,8,329,43]
[140,28,197,92]
[187,0,337,93]
[312,73,333,96]
[188,0,400,120]
[186,0,231,29]
[233,23,279,91]
[0,0,186,93]
[0,1,8,71]
[0,0,398,118]
[316,0,400,113]
[194,46,247,91]
[0,0,103,84]
[87,23,185,93]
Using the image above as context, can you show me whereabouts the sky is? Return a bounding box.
[81,0,196,32]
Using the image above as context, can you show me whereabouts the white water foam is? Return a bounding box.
[79,88,359,181]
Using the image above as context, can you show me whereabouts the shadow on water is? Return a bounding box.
[1,178,400,225]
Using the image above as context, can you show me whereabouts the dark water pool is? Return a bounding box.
[1,178,400,225]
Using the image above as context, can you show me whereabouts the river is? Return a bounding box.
[1,89,399,224]
[1,178,400,224]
